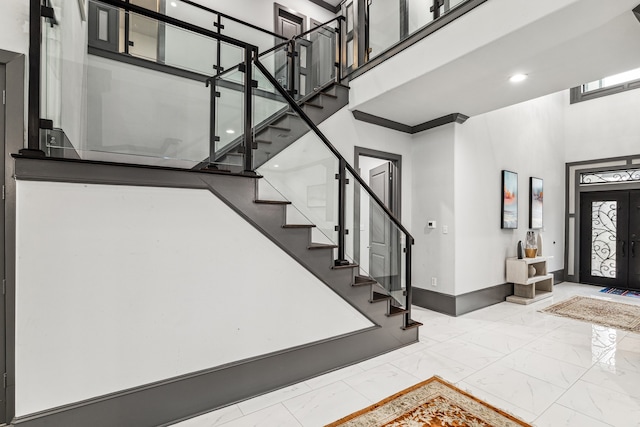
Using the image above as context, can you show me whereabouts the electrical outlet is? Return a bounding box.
[442,225,448,234]
[431,277,437,287]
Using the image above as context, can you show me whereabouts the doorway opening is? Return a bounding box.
[580,190,640,290]
[354,147,402,290]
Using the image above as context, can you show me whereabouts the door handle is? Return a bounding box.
[621,240,626,257]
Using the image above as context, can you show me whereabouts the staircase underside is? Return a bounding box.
[12,157,420,427]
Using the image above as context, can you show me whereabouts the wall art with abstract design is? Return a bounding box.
[529,177,543,229]
[501,170,518,229]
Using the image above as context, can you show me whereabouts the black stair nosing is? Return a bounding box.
[303,101,324,109]
[370,292,392,303]
[254,199,291,205]
[331,263,359,270]
[308,243,338,250]
[283,224,316,229]
[267,125,291,132]
[402,319,423,331]
[387,306,409,317]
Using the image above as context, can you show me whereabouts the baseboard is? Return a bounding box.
[551,269,565,284]
[413,283,514,317]
[12,325,417,427]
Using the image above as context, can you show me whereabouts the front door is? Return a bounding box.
[580,190,640,289]
[369,162,399,290]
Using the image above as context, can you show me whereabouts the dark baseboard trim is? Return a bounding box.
[413,283,514,317]
[551,269,565,284]
[13,325,418,427]
[352,110,468,134]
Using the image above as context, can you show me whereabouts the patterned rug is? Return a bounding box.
[325,376,531,427]
[541,295,640,333]
[600,287,640,299]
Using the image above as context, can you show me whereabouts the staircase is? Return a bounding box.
[202,172,422,338]
[212,82,350,171]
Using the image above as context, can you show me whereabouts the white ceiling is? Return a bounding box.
[348,0,640,127]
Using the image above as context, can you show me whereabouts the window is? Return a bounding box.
[570,67,640,103]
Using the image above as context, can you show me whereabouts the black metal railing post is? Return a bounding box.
[23,0,46,157]
[405,235,414,326]
[336,158,349,266]
[243,47,256,173]
[206,76,219,167]
[286,39,297,98]
[431,0,444,20]
[336,18,343,83]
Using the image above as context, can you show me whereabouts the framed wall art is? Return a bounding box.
[501,170,518,229]
[529,177,543,229]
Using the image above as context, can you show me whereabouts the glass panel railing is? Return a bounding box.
[254,61,339,244]
[407,0,435,35]
[222,16,285,59]
[345,169,408,311]
[210,66,245,172]
[258,44,289,91]
[293,25,337,99]
[42,0,252,170]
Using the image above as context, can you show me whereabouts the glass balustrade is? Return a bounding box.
[345,169,409,311]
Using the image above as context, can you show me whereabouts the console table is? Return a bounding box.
[505,256,553,304]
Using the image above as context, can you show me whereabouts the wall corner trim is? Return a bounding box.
[352,111,469,134]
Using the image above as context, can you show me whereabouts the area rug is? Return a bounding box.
[325,376,531,427]
[600,287,640,299]
[540,295,640,333]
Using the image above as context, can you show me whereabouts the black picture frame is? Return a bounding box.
[529,177,543,229]
[501,170,518,229]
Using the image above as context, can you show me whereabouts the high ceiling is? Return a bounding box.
[348,0,640,127]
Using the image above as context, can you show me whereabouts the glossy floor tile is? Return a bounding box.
[174,282,640,427]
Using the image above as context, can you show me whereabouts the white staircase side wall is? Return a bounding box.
[14,180,373,417]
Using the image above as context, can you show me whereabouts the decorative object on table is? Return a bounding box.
[537,232,543,256]
[540,296,640,333]
[501,170,518,229]
[517,240,524,259]
[529,177,543,229]
[525,230,537,258]
[528,265,536,277]
[600,288,640,299]
[326,376,532,427]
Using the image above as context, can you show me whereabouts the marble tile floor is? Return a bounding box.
[173,282,640,427]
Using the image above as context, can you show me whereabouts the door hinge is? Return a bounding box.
[2,89,5,105]
[3,373,6,389]
[2,279,5,295]
[2,185,5,200]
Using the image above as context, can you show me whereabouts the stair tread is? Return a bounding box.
[268,125,291,131]
[254,200,291,205]
[283,224,316,228]
[303,101,323,109]
[332,263,359,270]
[320,92,338,99]
[387,306,408,317]
[254,139,273,144]
[308,243,338,250]
[370,292,392,303]
[402,319,423,330]
[353,275,377,286]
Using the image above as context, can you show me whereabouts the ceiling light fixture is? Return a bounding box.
[273,164,279,168]
[225,129,235,134]
[170,1,177,7]
[509,74,528,83]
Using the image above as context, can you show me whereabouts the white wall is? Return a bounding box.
[0,0,29,56]
[410,125,456,293]
[454,93,566,295]
[564,88,640,162]
[15,180,373,417]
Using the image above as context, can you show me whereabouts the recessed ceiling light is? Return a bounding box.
[273,164,279,168]
[509,74,528,83]
[170,1,177,7]
[225,129,235,134]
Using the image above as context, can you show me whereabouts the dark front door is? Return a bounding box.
[369,162,399,290]
[580,190,640,289]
